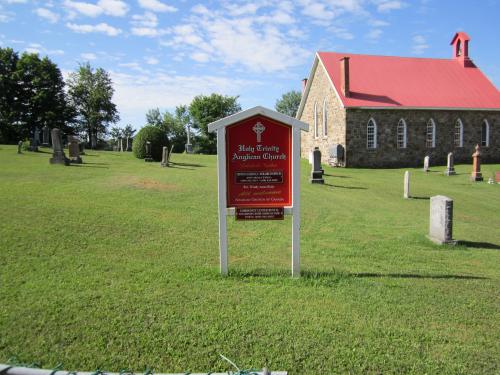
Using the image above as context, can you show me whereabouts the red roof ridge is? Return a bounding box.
[318,51,455,62]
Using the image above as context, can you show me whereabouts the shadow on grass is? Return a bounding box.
[458,241,500,250]
[324,183,367,190]
[171,162,205,168]
[323,174,351,178]
[67,163,109,169]
[226,268,488,281]
[83,161,109,166]
[411,196,430,200]
[353,272,488,280]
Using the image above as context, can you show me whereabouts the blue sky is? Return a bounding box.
[1,0,499,129]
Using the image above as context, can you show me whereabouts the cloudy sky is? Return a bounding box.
[1,0,499,128]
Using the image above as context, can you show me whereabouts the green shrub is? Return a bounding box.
[21,139,30,151]
[133,125,168,161]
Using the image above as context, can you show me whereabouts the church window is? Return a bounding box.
[397,119,407,148]
[426,119,436,148]
[322,98,328,137]
[481,120,490,147]
[454,119,463,147]
[367,118,377,149]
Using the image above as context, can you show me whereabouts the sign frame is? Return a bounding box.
[208,106,309,277]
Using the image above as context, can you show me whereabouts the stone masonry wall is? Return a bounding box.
[299,60,346,164]
[345,109,500,167]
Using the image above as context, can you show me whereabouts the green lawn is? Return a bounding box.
[0,145,499,375]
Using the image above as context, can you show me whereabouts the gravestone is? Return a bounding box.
[404,170,410,199]
[49,128,69,166]
[470,144,483,181]
[120,137,125,152]
[495,171,500,184]
[144,141,153,162]
[185,125,193,153]
[167,144,174,165]
[423,155,430,172]
[444,152,456,176]
[328,144,344,167]
[29,127,40,152]
[17,140,22,154]
[160,146,168,167]
[79,141,86,155]
[310,147,324,184]
[428,195,456,245]
[68,136,83,164]
[42,125,50,146]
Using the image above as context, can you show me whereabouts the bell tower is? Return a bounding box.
[450,32,472,67]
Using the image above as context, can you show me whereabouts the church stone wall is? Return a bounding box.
[345,109,500,167]
[299,61,346,163]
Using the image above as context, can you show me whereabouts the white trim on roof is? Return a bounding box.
[208,105,309,132]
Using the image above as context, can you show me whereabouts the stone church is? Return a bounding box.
[297,32,500,167]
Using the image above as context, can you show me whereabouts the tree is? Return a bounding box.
[110,126,122,148]
[145,108,163,129]
[0,48,73,143]
[188,93,241,154]
[0,48,20,143]
[67,63,119,148]
[275,90,302,118]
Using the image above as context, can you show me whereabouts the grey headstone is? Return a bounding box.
[161,146,168,167]
[17,140,23,154]
[310,147,324,184]
[428,195,456,245]
[145,141,153,162]
[444,152,456,176]
[68,135,82,164]
[423,156,430,172]
[49,128,69,166]
[42,125,50,146]
[404,171,410,199]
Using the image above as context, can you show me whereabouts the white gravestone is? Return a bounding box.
[428,195,457,245]
[423,156,430,172]
[444,152,456,176]
[404,171,410,199]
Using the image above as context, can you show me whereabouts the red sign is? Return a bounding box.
[226,114,292,208]
[235,207,285,221]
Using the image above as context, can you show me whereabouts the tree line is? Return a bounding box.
[0,47,118,146]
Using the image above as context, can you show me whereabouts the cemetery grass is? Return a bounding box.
[0,145,499,375]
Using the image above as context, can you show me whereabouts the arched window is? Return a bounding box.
[397,118,407,148]
[454,119,463,147]
[313,101,318,138]
[456,39,462,56]
[482,119,490,147]
[426,119,436,148]
[322,98,328,137]
[367,118,377,149]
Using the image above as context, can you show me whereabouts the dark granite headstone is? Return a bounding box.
[310,147,324,184]
[68,136,83,164]
[49,128,70,166]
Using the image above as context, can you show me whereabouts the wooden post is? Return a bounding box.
[292,126,301,277]
[216,127,228,275]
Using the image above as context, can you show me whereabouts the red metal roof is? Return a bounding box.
[318,52,500,109]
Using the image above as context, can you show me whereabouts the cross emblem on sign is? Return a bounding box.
[252,122,265,143]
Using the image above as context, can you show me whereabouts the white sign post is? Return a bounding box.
[208,106,309,277]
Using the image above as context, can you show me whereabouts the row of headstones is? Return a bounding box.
[114,137,132,152]
[423,145,484,181]
[22,125,52,152]
[143,141,174,167]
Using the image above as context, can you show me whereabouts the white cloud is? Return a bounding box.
[191,4,211,15]
[376,0,406,12]
[166,10,309,73]
[132,12,157,27]
[138,0,177,13]
[63,0,128,18]
[145,57,159,65]
[412,34,428,54]
[35,8,59,23]
[131,27,166,37]
[81,52,97,60]
[64,1,102,17]
[5,0,27,3]
[98,0,128,16]
[25,43,65,56]
[329,26,354,40]
[366,29,383,39]
[66,22,122,36]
